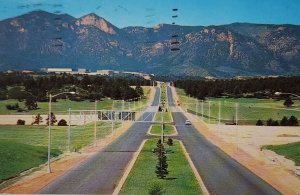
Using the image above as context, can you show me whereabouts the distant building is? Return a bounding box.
[47,68,73,74]
[22,70,34,74]
[96,70,113,76]
[77,68,87,74]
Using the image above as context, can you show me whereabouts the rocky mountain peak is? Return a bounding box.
[76,13,117,34]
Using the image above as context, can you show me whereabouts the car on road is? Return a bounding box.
[185,119,191,125]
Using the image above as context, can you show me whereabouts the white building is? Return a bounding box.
[47,68,73,74]
[96,70,114,76]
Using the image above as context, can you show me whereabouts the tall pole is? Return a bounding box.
[196,100,198,116]
[111,111,114,135]
[161,109,164,142]
[201,100,204,121]
[235,103,238,125]
[208,101,211,124]
[94,100,97,146]
[68,108,71,152]
[48,94,52,173]
[219,101,221,125]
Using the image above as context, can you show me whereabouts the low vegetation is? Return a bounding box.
[0,121,120,182]
[176,88,300,125]
[0,141,61,182]
[150,124,176,135]
[262,142,300,166]
[120,139,202,195]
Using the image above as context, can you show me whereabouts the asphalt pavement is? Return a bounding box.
[39,87,160,194]
[167,86,280,195]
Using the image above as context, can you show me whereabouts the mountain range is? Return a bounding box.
[0,10,300,77]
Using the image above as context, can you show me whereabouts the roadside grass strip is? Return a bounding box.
[262,141,300,166]
[150,124,176,136]
[0,141,61,182]
[0,122,120,181]
[120,139,203,195]
[176,88,300,125]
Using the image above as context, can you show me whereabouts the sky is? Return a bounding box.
[0,0,300,28]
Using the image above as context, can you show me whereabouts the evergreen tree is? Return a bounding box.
[46,112,57,125]
[288,116,299,126]
[135,85,144,97]
[167,138,173,146]
[155,139,168,179]
[25,97,38,110]
[256,120,264,126]
[280,116,289,126]
[33,114,43,125]
[283,98,294,108]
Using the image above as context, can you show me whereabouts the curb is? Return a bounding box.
[112,139,147,195]
[179,141,210,195]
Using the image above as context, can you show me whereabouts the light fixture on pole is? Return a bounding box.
[48,91,75,173]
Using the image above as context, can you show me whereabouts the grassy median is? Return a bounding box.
[150,124,176,136]
[120,139,202,195]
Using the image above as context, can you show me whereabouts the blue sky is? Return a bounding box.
[0,0,300,27]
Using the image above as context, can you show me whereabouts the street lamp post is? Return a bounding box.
[48,91,75,173]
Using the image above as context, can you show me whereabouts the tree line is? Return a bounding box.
[174,76,300,100]
[0,72,152,104]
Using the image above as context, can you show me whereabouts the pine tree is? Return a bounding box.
[33,114,43,125]
[280,116,288,126]
[283,98,294,108]
[46,112,57,125]
[256,120,264,126]
[155,139,168,179]
[288,116,299,126]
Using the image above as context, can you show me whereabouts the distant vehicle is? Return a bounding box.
[185,120,191,125]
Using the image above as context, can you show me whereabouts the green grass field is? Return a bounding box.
[0,121,120,182]
[262,142,300,166]
[0,141,61,182]
[0,87,152,115]
[150,124,176,135]
[176,88,300,125]
[0,122,120,151]
[120,139,202,195]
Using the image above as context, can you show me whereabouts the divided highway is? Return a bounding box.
[167,86,280,195]
[39,87,160,194]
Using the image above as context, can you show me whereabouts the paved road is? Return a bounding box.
[39,87,160,194]
[167,86,280,195]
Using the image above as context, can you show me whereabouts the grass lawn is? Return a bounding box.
[262,142,300,166]
[0,86,152,115]
[0,141,61,182]
[0,122,120,151]
[176,88,300,125]
[0,122,120,182]
[150,124,176,136]
[120,139,202,195]
[155,111,172,123]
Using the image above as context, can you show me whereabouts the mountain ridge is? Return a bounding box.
[0,10,299,77]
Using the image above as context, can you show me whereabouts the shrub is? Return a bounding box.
[256,120,264,126]
[266,118,279,126]
[6,103,19,110]
[57,119,68,126]
[280,116,289,126]
[148,183,165,195]
[288,116,299,126]
[167,138,173,146]
[17,119,25,125]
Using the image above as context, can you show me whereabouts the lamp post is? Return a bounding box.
[48,91,75,173]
